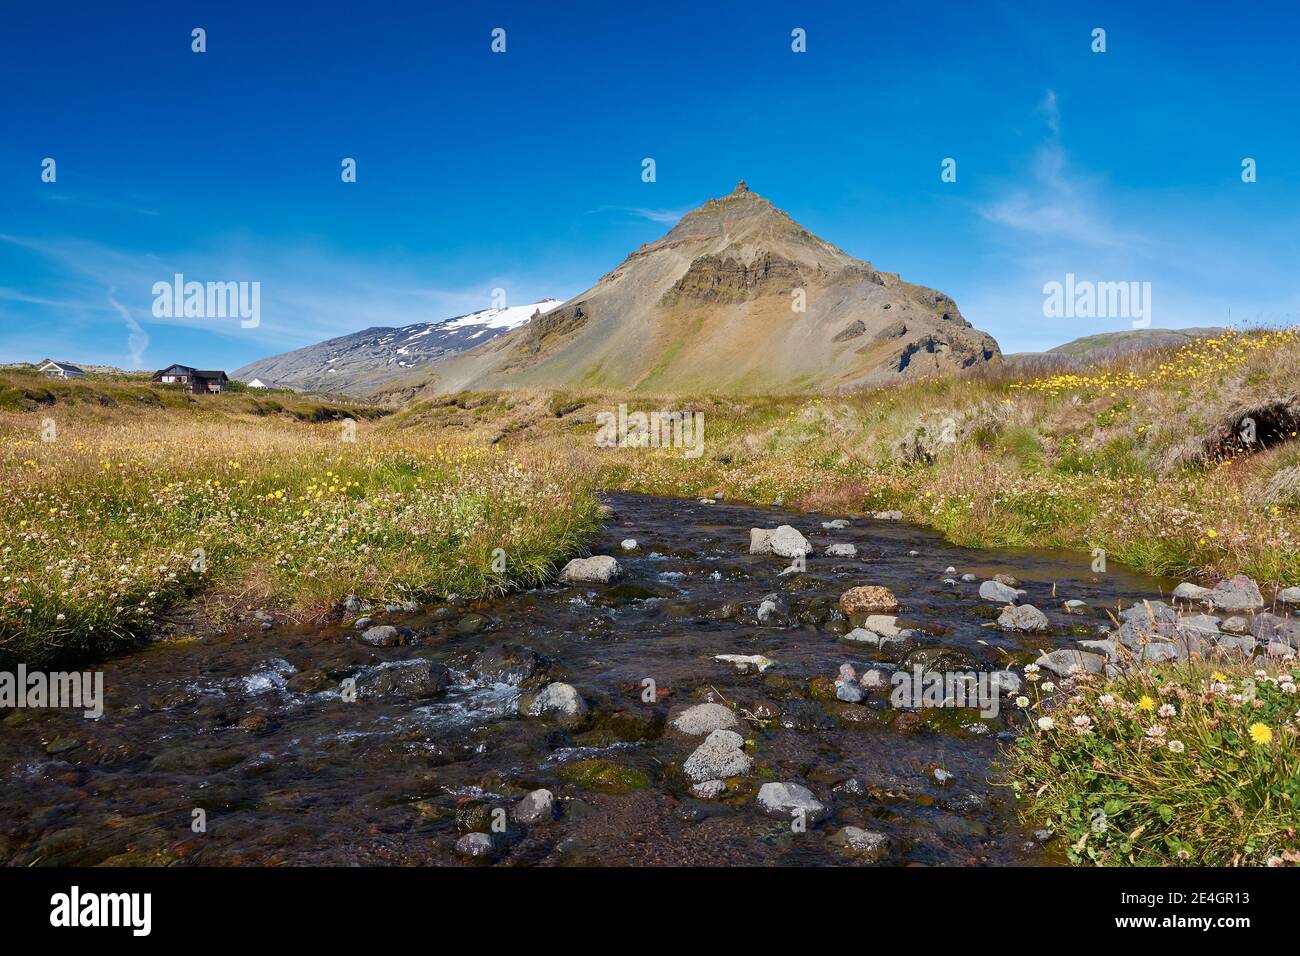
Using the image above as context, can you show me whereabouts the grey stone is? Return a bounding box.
[1078,638,1121,661]
[835,680,866,703]
[1214,635,1256,656]
[683,729,753,783]
[1252,613,1300,649]
[512,788,555,825]
[671,702,739,736]
[358,624,402,647]
[559,555,622,584]
[690,779,727,799]
[756,593,788,625]
[355,659,451,699]
[523,682,587,721]
[1172,582,1212,601]
[1222,615,1251,634]
[832,826,890,860]
[620,538,638,551]
[1063,599,1089,614]
[825,543,857,558]
[979,580,1025,603]
[989,670,1023,695]
[997,604,1049,632]
[960,573,978,583]
[454,832,494,860]
[1278,587,1300,605]
[757,782,828,823]
[1035,648,1107,677]
[821,519,851,530]
[1208,575,1265,612]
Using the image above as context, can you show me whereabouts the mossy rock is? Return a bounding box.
[573,708,666,747]
[808,676,839,702]
[920,707,1003,737]
[593,583,677,606]
[761,673,807,697]
[555,759,651,794]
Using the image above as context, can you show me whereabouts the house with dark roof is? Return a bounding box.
[36,359,87,379]
[151,364,229,394]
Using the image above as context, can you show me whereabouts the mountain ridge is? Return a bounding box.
[396,181,1001,396]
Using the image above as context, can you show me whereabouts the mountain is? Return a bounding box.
[232,300,564,393]
[392,181,1000,397]
[1005,327,1226,369]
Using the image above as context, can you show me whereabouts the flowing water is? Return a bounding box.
[0,492,1177,866]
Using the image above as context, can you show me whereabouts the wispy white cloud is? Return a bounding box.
[106,287,150,368]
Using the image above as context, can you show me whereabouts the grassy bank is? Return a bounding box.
[0,379,599,668]
[1006,656,1300,866]
[406,328,1300,588]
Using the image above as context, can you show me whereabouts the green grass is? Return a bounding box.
[1006,657,1300,866]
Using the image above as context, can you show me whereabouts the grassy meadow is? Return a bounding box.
[0,371,599,668]
[401,328,1300,588]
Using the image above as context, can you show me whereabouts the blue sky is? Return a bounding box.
[2,0,1298,371]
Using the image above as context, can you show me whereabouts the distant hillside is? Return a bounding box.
[232,299,564,394]
[1006,327,1226,369]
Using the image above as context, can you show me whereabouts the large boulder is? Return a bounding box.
[979,580,1025,604]
[997,604,1049,632]
[683,729,753,783]
[840,586,899,615]
[355,659,451,700]
[670,702,739,736]
[358,624,404,647]
[1208,575,1264,612]
[1252,613,1300,649]
[520,682,588,723]
[1034,648,1106,677]
[749,526,813,558]
[756,781,828,824]
[1172,582,1211,602]
[559,556,622,584]
[512,788,556,825]
[832,826,890,860]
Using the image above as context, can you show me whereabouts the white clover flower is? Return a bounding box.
[1158,703,1177,718]
[1036,716,1055,731]
[1041,681,1056,692]
[1167,739,1185,753]
[1145,724,1166,739]
[1098,694,1116,708]
[1015,696,1029,709]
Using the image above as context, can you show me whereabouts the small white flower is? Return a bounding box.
[1145,724,1166,739]
[1158,703,1177,718]
[1015,696,1029,709]
[1098,694,1116,708]
[1041,681,1056,692]
[1167,739,1185,753]
[1036,716,1055,731]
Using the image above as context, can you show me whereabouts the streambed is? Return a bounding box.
[0,492,1179,866]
